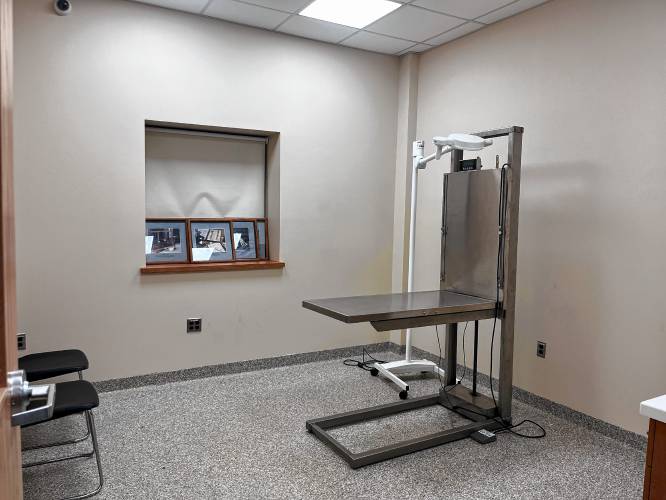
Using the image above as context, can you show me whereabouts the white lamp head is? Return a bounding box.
[433,133,492,151]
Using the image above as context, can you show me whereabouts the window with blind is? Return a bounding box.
[142,125,282,273]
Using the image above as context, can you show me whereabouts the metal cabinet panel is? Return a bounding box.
[441,168,502,300]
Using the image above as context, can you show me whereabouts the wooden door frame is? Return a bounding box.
[0,0,22,497]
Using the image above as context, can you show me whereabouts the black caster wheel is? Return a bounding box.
[399,390,408,400]
[370,368,379,376]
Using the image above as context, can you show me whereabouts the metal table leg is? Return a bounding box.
[472,320,479,396]
[306,394,503,469]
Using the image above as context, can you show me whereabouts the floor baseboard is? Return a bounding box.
[93,341,394,393]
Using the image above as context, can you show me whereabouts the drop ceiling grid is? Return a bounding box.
[130,0,548,55]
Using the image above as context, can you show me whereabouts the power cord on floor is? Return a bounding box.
[495,418,546,438]
[343,347,386,371]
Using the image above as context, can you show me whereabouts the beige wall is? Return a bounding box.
[410,0,666,434]
[13,0,398,380]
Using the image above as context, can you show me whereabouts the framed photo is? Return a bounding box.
[256,219,268,260]
[190,220,233,262]
[231,220,257,260]
[145,219,188,264]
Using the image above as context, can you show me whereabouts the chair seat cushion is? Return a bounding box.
[19,349,89,382]
[52,380,99,420]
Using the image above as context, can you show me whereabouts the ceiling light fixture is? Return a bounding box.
[299,0,401,30]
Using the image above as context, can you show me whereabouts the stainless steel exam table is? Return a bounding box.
[303,290,502,469]
[303,126,524,468]
[303,290,496,331]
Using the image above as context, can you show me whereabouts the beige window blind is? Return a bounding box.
[145,128,266,218]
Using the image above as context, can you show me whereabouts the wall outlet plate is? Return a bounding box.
[537,341,546,358]
[17,332,26,351]
[187,318,202,334]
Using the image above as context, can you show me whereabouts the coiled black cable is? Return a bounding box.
[343,348,386,371]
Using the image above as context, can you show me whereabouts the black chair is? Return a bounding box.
[19,349,89,382]
[23,380,104,500]
[19,349,91,450]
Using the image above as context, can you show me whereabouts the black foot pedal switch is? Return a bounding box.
[470,429,497,444]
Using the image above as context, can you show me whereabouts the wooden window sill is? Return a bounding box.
[140,260,285,274]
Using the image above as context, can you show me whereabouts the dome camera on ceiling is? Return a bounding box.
[54,0,72,16]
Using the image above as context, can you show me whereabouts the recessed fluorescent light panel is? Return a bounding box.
[299,0,401,30]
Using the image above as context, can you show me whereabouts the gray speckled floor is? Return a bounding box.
[22,352,644,499]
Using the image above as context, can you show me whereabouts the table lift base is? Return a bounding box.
[306,390,504,469]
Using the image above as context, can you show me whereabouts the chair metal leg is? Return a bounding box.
[23,372,90,451]
[63,410,103,500]
[84,410,104,498]
[23,410,91,451]
[22,410,104,500]
[22,448,94,468]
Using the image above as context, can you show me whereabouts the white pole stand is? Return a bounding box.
[367,140,451,399]
[372,360,448,399]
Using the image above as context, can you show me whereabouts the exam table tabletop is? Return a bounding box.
[302,290,496,324]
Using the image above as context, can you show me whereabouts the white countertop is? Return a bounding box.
[640,395,666,423]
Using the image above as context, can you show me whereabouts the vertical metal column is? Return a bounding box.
[445,323,457,385]
[472,321,479,395]
[497,130,523,421]
[444,148,463,386]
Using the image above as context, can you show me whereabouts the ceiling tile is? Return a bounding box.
[277,16,357,43]
[241,0,313,13]
[412,0,513,21]
[426,21,484,46]
[204,0,291,29]
[476,0,549,24]
[131,0,210,14]
[397,43,432,55]
[341,31,414,54]
[366,5,463,43]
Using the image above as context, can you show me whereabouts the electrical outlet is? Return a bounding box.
[536,341,546,358]
[17,332,26,351]
[187,318,202,334]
